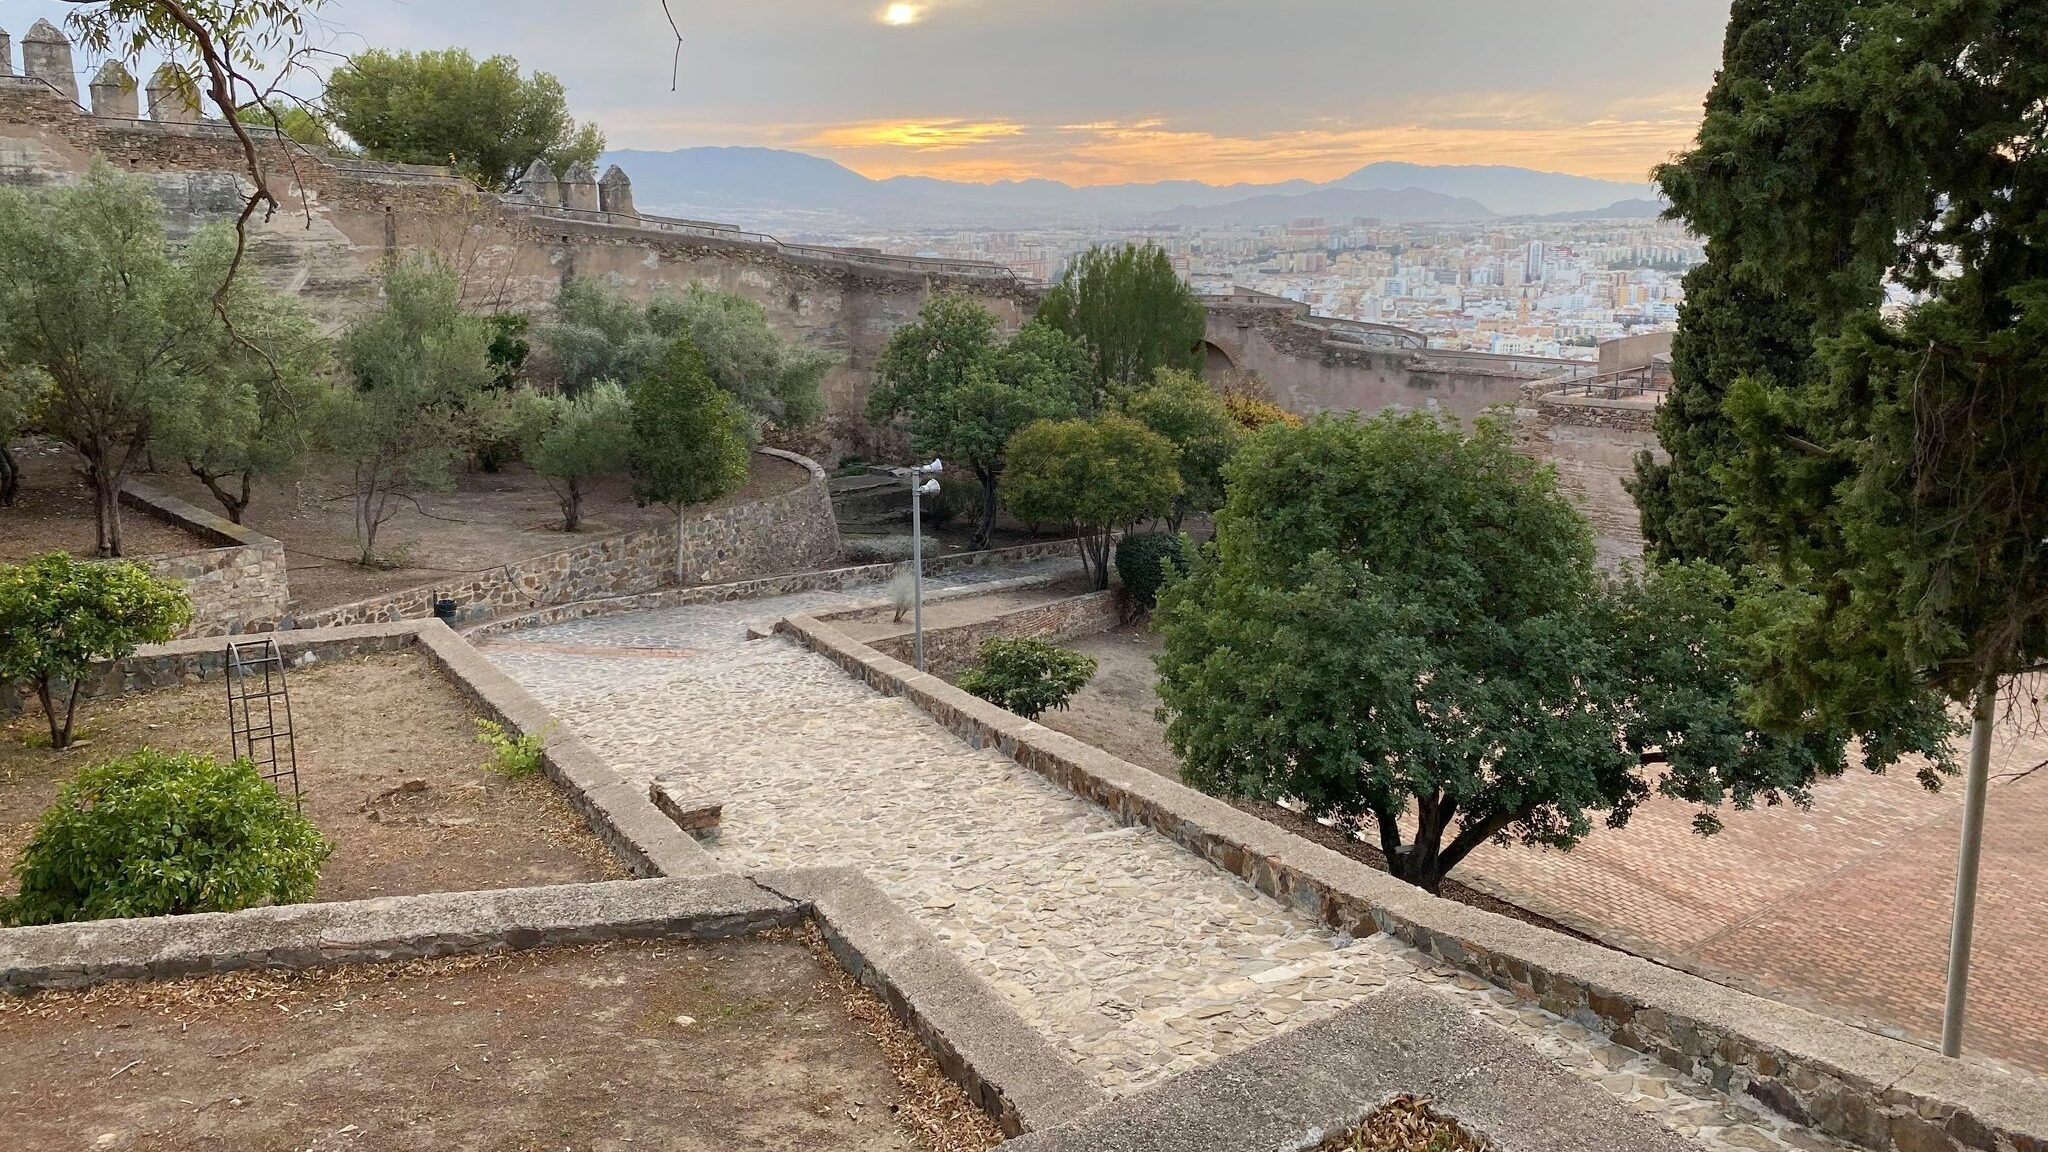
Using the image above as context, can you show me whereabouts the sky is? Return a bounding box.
[2,0,1735,187]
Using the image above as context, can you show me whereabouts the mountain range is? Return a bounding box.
[596,147,1665,229]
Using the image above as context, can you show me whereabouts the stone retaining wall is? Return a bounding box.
[120,482,290,637]
[776,613,2048,1152]
[861,589,1122,676]
[465,537,1085,639]
[299,448,840,630]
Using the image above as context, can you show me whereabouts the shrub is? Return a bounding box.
[957,637,1098,720]
[0,553,191,749]
[2,749,330,926]
[475,718,548,778]
[1116,532,1191,612]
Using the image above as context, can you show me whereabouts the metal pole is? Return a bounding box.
[1941,676,1998,1057]
[911,479,926,672]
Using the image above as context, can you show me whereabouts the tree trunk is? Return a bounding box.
[0,445,17,507]
[564,478,583,533]
[33,677,83,750]
[973,467,1000,552]
[91,462,124,558]
[193,464,253,524]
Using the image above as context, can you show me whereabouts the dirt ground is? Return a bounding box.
[0,439,212,564]
[0,933,1003,1152]
[143,453,810,614]
[0,653,624,904]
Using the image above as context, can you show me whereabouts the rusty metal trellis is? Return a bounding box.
[226,639,301,809]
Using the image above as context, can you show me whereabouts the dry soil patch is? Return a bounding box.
[0,652,623,903]
[0,934,1001,1152]
[0,439,212,564]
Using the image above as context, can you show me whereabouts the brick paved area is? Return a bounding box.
[479,584,1846,1151]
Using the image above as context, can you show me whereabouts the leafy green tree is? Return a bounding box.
[151,230,329,523]
[0,554,191,750]
[485,313,533,389]
[629,339,752,580]
[324,48,604,189]
[1004,414,1180,589]
[958,638,1098,720]
[520,381,635,532]
[1038,244,1207,401]
[0,166,292,556]
[1123,368,1240,532]
[1154,414,1953,894]
[3,749,329,926]
[329,258,494,563]
[646,285,834,434]
[871,296,1090,549]
[1115,532,1190,613]
[235,101,339,150]
[534,277,664,396]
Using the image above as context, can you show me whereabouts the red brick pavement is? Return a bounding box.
[1458,707,2048,1073]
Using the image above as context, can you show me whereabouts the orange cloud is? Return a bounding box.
[803,118,1027,152]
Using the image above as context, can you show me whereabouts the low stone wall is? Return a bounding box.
[120,482,290,637]
[299,448,840,630]
[776,614,2048,1152]
[466,537,1085,639]
[861,590,1122,676]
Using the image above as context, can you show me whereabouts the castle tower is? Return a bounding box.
[559,161,599,212]
[514,159,561,207]
[0,27,14,78]
[89,60,139,119]
[21,20,78,104]
[598,165,636,216]
[147,63,201,124]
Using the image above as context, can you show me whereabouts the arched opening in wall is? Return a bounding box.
[1202,340,1237,383]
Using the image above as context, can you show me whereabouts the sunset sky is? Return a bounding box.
[6,0,1735,186]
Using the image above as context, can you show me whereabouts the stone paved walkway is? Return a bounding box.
[480,580,1847,1152]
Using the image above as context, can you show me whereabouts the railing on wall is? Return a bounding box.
[1551,363,1668,399]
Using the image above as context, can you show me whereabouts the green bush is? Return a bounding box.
[0,553,191,749]
[3,749,330,926]
[1116,532,1191,611]
[957,637,1098,720]
[475,717,548,778]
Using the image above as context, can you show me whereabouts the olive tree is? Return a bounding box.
[519,381,635,532]
[1003,414,1180,589]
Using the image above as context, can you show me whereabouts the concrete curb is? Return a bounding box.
[1005,987,1696,1152]
[776,612,2048,1152]
[0,876,793,994]
[755,867,1110,1136]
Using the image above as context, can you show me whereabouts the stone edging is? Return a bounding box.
[853,589,1122,676]
[755,867,1111,1136]
[1005,987,1696,1152]
[774,613,2048,1152]
[0,869,1094,1139]
[0,621,718,880]
[119,481,291,637]
[464,538,1085,639]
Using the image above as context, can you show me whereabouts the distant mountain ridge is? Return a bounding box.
[600,145,1664,227]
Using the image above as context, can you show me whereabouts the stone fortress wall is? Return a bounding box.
[0,22,1035,452]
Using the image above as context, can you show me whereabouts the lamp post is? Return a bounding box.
[892,459,943,671]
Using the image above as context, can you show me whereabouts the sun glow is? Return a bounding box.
[881,4,923,26]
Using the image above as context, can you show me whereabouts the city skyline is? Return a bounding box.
[3,0,1732,186]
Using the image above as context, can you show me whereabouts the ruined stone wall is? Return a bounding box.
[0,76,1033,451]
[119,483,292,637]
[300,449,840,628]
[1513,387,1661,568]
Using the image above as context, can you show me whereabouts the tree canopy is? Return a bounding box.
[1004,414,1180,589]
[628,339,752,522]
[329,258,495,562]
[1037,244,1207,401]
[1123,368,1240,532]
[871,295,1090,549]
[1156,414,1955,893]
[325,48,604,189]
[517,381,635,533]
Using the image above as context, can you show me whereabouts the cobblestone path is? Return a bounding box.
[481,578,1844,1151]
